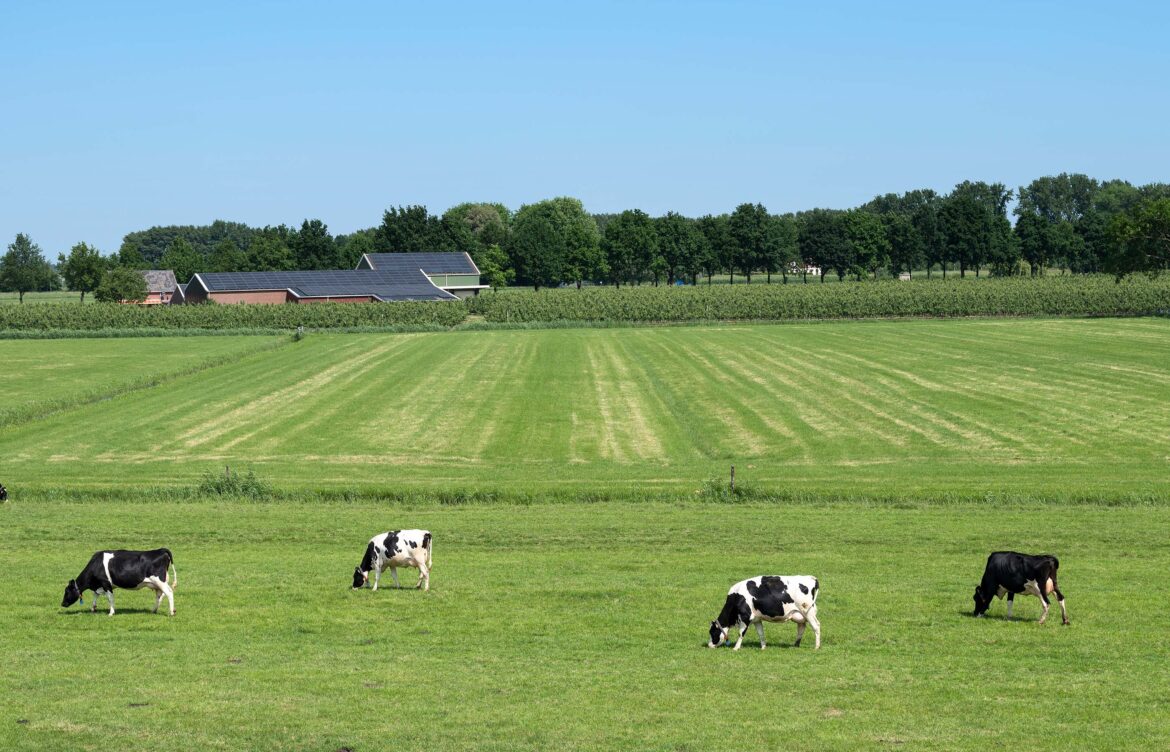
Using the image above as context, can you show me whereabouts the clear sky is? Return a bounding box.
[2,1,1168,255]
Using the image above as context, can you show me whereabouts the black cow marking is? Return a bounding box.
[799,584,809,595]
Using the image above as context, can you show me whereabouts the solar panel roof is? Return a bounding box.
[194,269,457,301]
[359,252,479,275]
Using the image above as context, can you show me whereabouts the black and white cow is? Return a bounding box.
[352,530,432,592]
[708,575,821,650]
[973,551,1068,625]
[62,549,177,616]
[0,483,7,501]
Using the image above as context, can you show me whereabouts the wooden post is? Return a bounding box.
[225,465,231,481]
[730,465,735,492]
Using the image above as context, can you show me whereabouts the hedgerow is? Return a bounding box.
[0,300,468,331]
[469,276,1170,323]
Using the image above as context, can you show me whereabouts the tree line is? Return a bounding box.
[3,174,1169,302]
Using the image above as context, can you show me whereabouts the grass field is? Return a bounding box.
[2,499,1167,751]
[0,291,91,304]
[2,318,1169,499]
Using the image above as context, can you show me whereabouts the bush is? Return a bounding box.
[197,467,273,500]
[468,276,1170,323]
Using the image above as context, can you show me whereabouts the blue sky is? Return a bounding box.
[2,1,1168,255]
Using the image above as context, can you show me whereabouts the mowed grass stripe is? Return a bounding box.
[2,319,1169,496]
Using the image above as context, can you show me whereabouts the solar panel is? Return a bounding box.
[196,268,458,300]
[359,252,479,275]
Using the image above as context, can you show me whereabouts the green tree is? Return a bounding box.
[94,266,149,303]
[728,203,770,283]
[160,237,203,283]
[603,209,658,286]
[798,209,849,281]
[116,240,149,270]
[245,234,295,272]
[291,219,336,270]
[654,212,702,285]
[1105,198,1170,278]
[1,234,56,302]
[478,243,515,290]
[882,214,924,279]
[510,197,603,289]
[764,214,800,283]
[374,205,451,253]
[843,210,890,279]
[335,230,375,270]
[208,239,247,273]
[57,242,108,302]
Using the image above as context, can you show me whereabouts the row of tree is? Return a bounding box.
[4,174,1169,301]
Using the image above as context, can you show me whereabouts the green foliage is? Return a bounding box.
[160,237,203,283]
[245,233,296,272]
[208,238,247,272]
[0,298,467,331]
[510,197,603,289]
[469,275,1170,323]
[121,220,259,265]
[0,234,57,302]
[478,243,514,290]
[603,208,658,286]
[291,219,336,270]
[374,205,450,253]
[196,466,273,499]
[94,266,149,303]
[57,242,108,302]
[1106,198,1170,278]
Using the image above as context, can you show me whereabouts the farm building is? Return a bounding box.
[356,252,488,298]
[181,268,459,304]
[178,253,489,304]
[138,270,179,304]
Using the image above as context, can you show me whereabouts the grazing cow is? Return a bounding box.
[352,530,432,592]
[0,483,7,501]
[62,549,177,616]
[708,575,821,650]
[973,551,1068,625]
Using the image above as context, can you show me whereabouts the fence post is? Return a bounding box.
[730,465,735,492]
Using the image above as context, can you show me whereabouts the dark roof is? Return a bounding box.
[192,269,457,301]
[358,252,480,275]
[140,270,178,293]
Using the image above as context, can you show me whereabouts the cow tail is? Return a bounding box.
[423,532,433,568]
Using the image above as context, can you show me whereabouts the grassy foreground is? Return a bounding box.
[2,318,1169,500]
[1,499,1166,751]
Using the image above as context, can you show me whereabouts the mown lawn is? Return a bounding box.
[1,499,1166,751]
[1,318,1169,500]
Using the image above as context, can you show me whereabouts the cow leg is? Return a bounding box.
[91,590,99,613]
[732,622,749,651]
[371,564,381,592]
[151,577,176,616]
[152,586,164,614]
[1037,591,1051,625]
[416,562,430,591]
[806,606,822,649]
[390,567,400,589]
[754,621,766,650]
[1053,587,1069,625]
[1006,592,1014,620]
[794,620,807,647]
[106,589,115,616]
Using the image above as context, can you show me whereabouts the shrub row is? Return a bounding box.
[2,277,1168,332]
[0,300,468,331]
[469,276,1170,323]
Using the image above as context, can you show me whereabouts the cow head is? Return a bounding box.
[62,579,83,608]
[972,586,991,616]
[352,567,368,590]
[708,620,728,648]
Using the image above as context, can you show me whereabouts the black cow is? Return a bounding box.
[62,549,177,616]
[0,483,7,501]
[973,551,1068,625]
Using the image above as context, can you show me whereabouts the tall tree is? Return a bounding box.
[57,242,108,302]
[374,205,450,253]
[291,219,336,270]
[116,240,149,270]
[246,233,295,272]
[509,197,603,290]
[842,210,890,279]
[1,234,56,302]
[478,244,515,290]
[160,237,203,283]
[1105,198,1170,278]
[764,214,800,283]
[696,214,731,284]
[654,212,702,285]
[603,209,659,286]
[728,203,772,283]
[798,209,848,281]
[335,230,376,270]
[94,267,148,303]
[208,239,247,273]
[881,214,924,279]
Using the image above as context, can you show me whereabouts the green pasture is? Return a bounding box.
[2,318,1169,499]
[1,499,1166,751]
[0,291,90,304]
